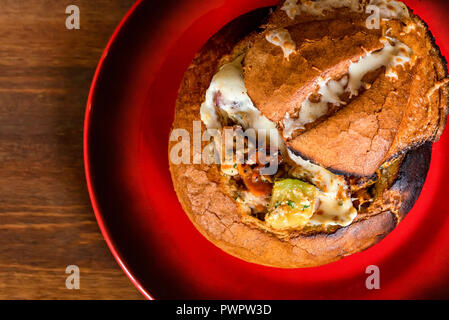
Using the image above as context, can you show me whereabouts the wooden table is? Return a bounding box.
[0,0,143,299]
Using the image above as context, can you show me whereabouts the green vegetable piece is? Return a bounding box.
[266,179,318,230]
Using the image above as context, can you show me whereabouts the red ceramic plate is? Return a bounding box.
[85,0,449,299]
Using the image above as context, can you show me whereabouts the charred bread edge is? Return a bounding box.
[392,142,432,222]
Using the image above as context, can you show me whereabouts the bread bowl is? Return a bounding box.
[169,0,449,268]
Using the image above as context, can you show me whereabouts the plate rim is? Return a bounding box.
[83,0,449,300]
[83,0,153,300]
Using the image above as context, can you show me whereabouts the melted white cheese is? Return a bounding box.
[281,0,409,20]
[369,0,410,20]
[200,55,282,149]
[283,76,348,138]
[288,150,357,227]
[265,28,296,59]
[281,0,363,19]
[283,37,413,138]
[348,37,413,92]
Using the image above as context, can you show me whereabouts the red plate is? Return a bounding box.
[85,0,449,299]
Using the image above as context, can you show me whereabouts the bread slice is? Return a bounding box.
[244,2,449,177]
[244,17,383,123]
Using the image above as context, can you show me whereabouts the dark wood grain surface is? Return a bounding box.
[0,0,144,299]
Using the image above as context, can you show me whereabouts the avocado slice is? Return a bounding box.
[266,179,318,230]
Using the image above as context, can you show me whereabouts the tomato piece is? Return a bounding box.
[237,164,272,197]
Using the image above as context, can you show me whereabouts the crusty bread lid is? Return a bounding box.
[244,17,383,123]
[244,7,449,177]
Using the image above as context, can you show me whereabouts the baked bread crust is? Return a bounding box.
[244,4,449,177]
[169,4,437,268]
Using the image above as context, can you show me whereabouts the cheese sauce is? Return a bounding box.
[265,28,296,59]
[200,55,283,149]
[281,0,363,19]
[369,0,410,20]
[288,150,357,227]
[281,0,409,20]
[282,36,414,139]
